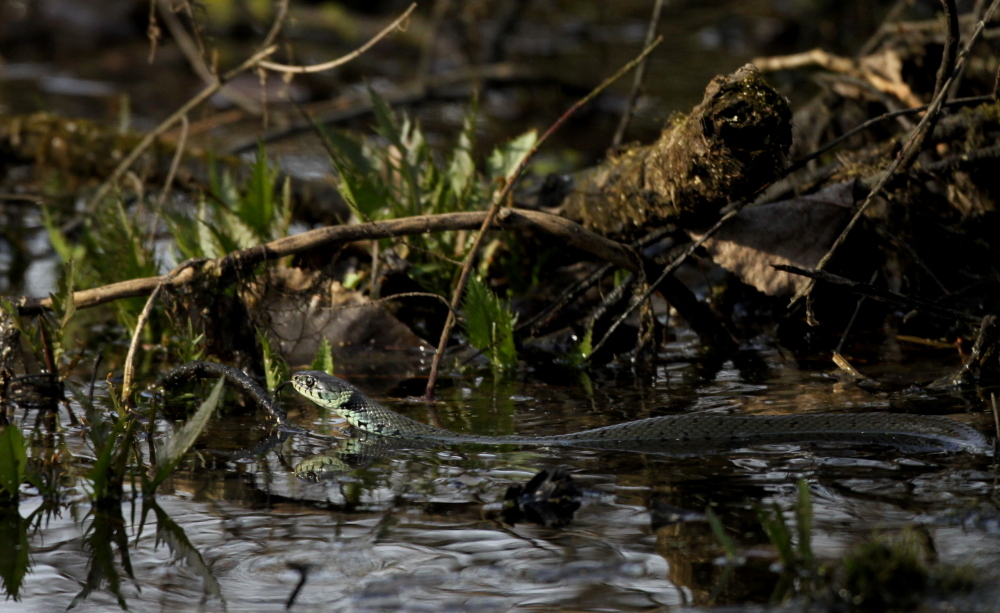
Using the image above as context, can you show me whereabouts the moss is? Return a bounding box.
[837,529,975,612]
[563,64,792,236]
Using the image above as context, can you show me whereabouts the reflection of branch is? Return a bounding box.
[13,209,639,315]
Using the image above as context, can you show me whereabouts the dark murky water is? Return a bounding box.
[7,337,1000,612]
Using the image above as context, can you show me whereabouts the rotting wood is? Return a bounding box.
[562,64,792,235]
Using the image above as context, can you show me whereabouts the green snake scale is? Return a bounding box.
[291,371,989,454]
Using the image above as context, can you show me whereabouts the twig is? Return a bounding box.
[258,4,416,74]
[772,264,980,324]
[784,95,993,176]
[85,43,279,212]
[895,0,959,171]
[226,62,536,155]
[611,0,665,148]
[587,209,740,360]
[121,284,163,407]
[155,0,261,114]
[788,0,999,307]
[12,209,640,315]
[835,270,878,355]
[753,47,923,107]
[422,35,663,400]
[121,258,204,406]
[153,113,188,212]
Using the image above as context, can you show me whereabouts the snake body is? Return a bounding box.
[290,371,989,454]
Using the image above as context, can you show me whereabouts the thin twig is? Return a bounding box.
[772,264,980,324]
[785,95,992,176]
[896,0,959,171]
[835,270,878,355]
[85,44,279,212]
[788,0,1000,307]
[121,284,164,407]
[611,0,665,148]
[154,113,188,212]
[323,291,457,317]
[156,0,261,113]
[587,208,739,360]
[422,35,663,399]
[258,4,416,74]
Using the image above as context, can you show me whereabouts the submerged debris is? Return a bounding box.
[493,467,582,528]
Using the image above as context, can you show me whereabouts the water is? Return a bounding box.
[6,339,1000,612]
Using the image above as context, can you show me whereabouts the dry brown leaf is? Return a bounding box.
[691,181,857,296]
[257,269,432,369]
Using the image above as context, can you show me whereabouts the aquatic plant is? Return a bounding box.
[461,276,517,372]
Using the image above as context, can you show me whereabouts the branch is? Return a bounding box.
[11,209,640,315]
[788,0,1000,307]
[258,4,416,74]
[772,264,980,325]
[422,35,663,399]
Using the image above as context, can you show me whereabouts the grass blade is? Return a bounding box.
[147,376,225,493]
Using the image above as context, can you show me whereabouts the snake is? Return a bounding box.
[290,370,989,454]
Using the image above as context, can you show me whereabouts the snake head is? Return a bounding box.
[291,370,356,414]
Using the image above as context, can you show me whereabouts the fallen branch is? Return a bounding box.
[12,209,638,315]
[771,264,980,324]
[789,0,999,307]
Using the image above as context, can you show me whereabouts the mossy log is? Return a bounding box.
[564,64,793,234]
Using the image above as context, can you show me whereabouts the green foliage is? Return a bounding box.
[146,376,225,495]
[486,129,538,185]
[0,505,29,600]
[705,506,740,563]
[0,424,28,502]
[167,144,291,260]
[318,91,538,296]
[310,337,335,375]
[840,531,931,612]
[176,318,206,364]
[257,329,288,393]
[46,198,159,333]
[461,276,517,372]
[87,416,136,502]
[566,325,593,368]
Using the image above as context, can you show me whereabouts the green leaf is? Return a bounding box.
[706,507,740,563]
[795,479,814,566]
[461,276,517,372]
[256,329,287,393]
[50,258,77,331]
[147,377,225,494]
[41,206,82,264]
[758,502,795,569]
[0,505,30,599]
[237,142,277,240]
[487,129,538,184]
[0,424,28,501]
[148,499,224,603]
[447,114,477,197]
[310,337,335,375]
